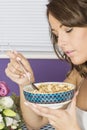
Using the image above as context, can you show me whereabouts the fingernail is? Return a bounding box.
[16,57,21,61]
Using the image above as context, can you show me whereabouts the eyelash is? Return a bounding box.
[52,28,73,39]
[66,28,73,33]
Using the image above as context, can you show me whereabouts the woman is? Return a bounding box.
[5,0,87,130]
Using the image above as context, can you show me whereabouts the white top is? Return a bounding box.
[76,107,87,130]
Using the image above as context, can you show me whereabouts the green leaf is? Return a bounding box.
[0,123,5,129]
[3,109,16,117]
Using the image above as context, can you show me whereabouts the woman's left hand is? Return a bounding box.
[25,92,80,130]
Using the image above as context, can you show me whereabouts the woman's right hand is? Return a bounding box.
[5,51,35,86]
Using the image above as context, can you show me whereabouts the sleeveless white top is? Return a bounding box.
[76,107,87,130]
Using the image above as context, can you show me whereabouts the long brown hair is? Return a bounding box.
[47,0,87,77]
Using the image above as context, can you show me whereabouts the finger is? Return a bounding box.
[16,55,33,73]
[24,102,43,116]
[16,56,34,82]
[48,119,56,128]
[6,51,17,59]
[48,120,60,130]
[6,51,29,69]
[6,61,22,77]
[70,90,78,108]
[25,102,49,116]
[25,102,62,124]
[30,104,61,121]
[13,52,34,76]
[67,91,78,113]
[7,51,34,81]
[5,67,20,79]
[7,60,27,76]
[7,51,33,75]
[7,51,25,64]
[5,67,29,85]
[34,104,63,117]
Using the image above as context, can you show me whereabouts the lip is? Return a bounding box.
[65,50,75,57]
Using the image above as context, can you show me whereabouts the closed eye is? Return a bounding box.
[66,27,73,33]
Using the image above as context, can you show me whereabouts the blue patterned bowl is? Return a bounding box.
[23,82,76,106]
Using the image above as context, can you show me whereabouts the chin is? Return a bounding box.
[71,58,85,65]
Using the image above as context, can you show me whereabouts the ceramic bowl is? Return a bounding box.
[23,82,76,109]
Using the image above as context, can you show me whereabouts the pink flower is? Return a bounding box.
[0,81,9,96]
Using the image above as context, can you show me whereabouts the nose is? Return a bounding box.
[58,36,67,48]
[58,32,68,48]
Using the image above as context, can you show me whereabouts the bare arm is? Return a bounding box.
[5,51,48,129]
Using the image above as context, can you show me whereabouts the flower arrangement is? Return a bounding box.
[0,95,23,130]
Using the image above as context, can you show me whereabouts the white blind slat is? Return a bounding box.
[0,0,56,58]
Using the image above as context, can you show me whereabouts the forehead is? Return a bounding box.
[48,13,62,30]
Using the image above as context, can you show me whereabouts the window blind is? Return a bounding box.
[0,0,56,58]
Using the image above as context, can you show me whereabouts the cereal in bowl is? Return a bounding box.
[31,83,73,94]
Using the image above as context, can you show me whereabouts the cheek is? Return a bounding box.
[73,33,87,51]
[72,29,87,44]
[70,30,87,64]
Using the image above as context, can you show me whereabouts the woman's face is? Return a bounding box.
[49,13,87,65]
